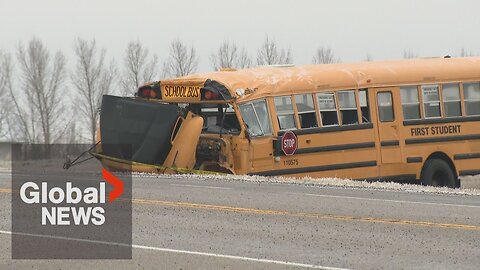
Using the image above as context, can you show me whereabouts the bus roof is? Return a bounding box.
[162,57,480,102]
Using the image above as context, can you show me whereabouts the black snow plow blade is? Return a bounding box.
[99,95,183,165]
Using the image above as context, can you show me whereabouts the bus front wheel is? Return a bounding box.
[420,159,457,188]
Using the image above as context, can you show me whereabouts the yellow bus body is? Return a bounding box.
[95,57,480,187]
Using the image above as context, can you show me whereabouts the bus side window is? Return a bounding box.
[442,84,462,117]
[274,96,296,130]
[421,85,441,118]
[463,82,480,116]
[316,93,339,126]
[294,94,318,128]
[377,92,394,122]
[337,90,358,125]
[359,89,370,123]
[400,86,421,120]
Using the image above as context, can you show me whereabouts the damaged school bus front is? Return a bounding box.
[91,79,245,175]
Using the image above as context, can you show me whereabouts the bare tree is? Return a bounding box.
[209,41,251,70]
[256,36,293,66]
[66,121,78,144]
[210,41,237,70]
[459,48,475,57]
[237,48,252,69]
[14,37,67,144]
[71,38,116,144]
[403,49,418,59]
[312,46,339,64]
[0,50,13,139]
[1,51,33,142]
[163,39,198,78]
[121,41,159,96]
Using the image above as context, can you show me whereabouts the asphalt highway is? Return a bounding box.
[0,170,479,269]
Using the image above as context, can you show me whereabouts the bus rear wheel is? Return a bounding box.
[420,159,457,188]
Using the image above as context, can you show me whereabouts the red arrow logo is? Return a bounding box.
[102,168,124,202]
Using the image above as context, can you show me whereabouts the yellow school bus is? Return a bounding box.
[93,57,480,187]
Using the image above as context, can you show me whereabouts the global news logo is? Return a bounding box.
[12,144,132,259]
[18,168,123,226]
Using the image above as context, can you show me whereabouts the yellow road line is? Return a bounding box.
[131,198,480,231]
[1,188,478,230]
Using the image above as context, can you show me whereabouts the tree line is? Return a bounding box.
[0,36,476,145]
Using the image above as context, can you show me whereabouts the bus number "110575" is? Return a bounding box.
[284,159,299,166]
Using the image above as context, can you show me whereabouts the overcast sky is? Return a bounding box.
[1,0,480,72]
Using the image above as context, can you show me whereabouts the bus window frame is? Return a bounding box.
[459,83,467,116]
[400,85,421,120]
[274,95,297,131]
[312,92,323,127]
[441,83,462,118]
[421,84,442,119]
[316,92,340,127]
[337,90,359,125]
[293,93,318,129]
[463,81,480,116]
[358,89,371,123]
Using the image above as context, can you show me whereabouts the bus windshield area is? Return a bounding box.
[193,103,241,135]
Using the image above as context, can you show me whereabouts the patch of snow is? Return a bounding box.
[132,172,480,196]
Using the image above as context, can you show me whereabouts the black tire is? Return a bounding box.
[420,159,457,188]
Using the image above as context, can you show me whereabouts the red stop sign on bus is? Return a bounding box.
[281,131,298,156]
